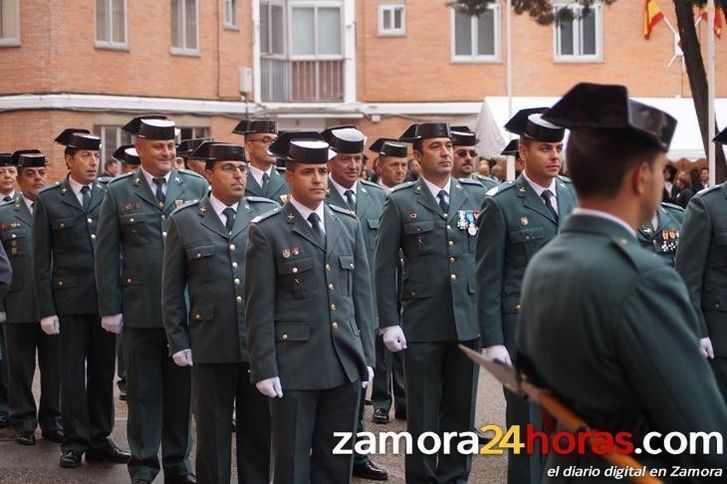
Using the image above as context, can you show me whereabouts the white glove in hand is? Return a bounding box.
[382,325,407,352]
[362,366,374,389]
[256,377,283,398]
[483,345,512,365]
[172,349,193,367]
[0,311,6,324]
[699,337,715,359]
[101,314,123,334]
[40,315,60,335]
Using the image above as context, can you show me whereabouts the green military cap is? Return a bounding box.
[0,153,14,167]
[232,119,278,135]
[18,153,47,168]
[501,139,520,159]
[505,108,564,142]
[268,131,334,163]
[10,149,41,165]
[53,128,91,146]
[62,132,101,151]
[399,122,451,143]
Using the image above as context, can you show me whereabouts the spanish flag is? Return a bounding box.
[700,6,723,38]
[644,0,664,39]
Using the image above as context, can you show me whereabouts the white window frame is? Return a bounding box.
[224,0,238,29]
[378,5,405,37]
[451,4,500,63]
[95,0,128,50]
[260,0,286,59]
[287,1,344,61]
[171,0,200,56]
[553,2,603,63]
[0,0,20,47]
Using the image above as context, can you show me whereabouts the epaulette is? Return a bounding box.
[251,207,281,224]
[329,204,357,218]
[458,178,482,186]
[178,168,206,181]
[661,202,684,212]
[246,196,278,205]
[38,181,63,194]
[359,179,385,192]
[391,181,415,192]
[556,175,573,184]
[170,199,199,216]
[695,184,721,197]
[487,180,515,197]
[96,176,112,185]
[107,172,134,185]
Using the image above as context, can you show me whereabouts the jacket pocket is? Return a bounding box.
[189,304,214,322]
[277,257,313,298]
[186,244,215,280]
[276,323,311,342]
[51,217,77,248]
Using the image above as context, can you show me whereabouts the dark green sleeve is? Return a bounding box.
[618,264,727,469]
[373,196,402,330]
[244,224,278,383]
[352,219,375,366]
[476,197,507,346]
[95,186,123,316]
[675,197,710,338]
[161,215,190,354]
[32,196,56,318]
[0,242,11,302]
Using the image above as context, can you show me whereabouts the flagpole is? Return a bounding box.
[708,0,716,185]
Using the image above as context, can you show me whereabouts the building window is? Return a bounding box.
[0,0,20,46]
[224,0,237,28]
[96,0,127,48]
[379,5,405,36]
[260,1,284,56]
[290,5,341,57]
[93,126,132,170]
[554,3,602,61]
[171,0,199,54]
[179,127,209,140]
[452,4,499,62]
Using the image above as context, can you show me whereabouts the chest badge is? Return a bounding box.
[520,217,529,226]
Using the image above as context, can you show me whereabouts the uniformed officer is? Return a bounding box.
[451,126,497,192]
[0,151,62,446]
[33,129,129,468]
[637,202,684,267]
[475,108,576,484]
[517,82,727,478]
[96,116,207,484]
[0,151,15,430]
[163,141,277,484]
[0,152,18,201]
[366,138,407,426]
[676,126,727,401]
[113,144,141,175]
[233,119,290,203]
[177,137,212,177]
[245,132,375,484]
[321,125,389,482]
[375,122,483,483]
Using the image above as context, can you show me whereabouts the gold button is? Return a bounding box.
[90,234,96,240]
[58,280,63,286]
[450,274,457,281]
[127,278,132,284]
[328,283,335,290]
[349,263,354,269]
[161,214,166,220]
[195,314,201,320]
[448,240,454,247]
[282,334,288,340]
[330,304,336,311]
[234,278,240,285]
[196,253,202,259]
[59,223,64,228]
[129,218,134,223]
[525,235,531,241]
[449,257,455,264]
[516,304,521,311]
[332,322,339,329]
[717,303,721,309]
[229,244,236,251]
[11,233,16,238]
[325,263,331,271]
[447,225,452,231]
[236,296,243,303]
[162,231,167,237]
[292,267,298,274]
[87,218,93,224]
[410,291,416,297]
[232,261,238,268]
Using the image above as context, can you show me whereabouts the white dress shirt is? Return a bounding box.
[289,196,326,234]
[421,176,451,207]
[249,164,274,189]
[68,176,94,206]
[522,171,558,215]
[208,193,239,228]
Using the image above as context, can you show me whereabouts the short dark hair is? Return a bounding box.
[566,128,662,198]
[205,160,216,171]
[64,147,78,157]
[701,167,709,173]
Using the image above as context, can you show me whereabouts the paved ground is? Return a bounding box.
[0,369,508,483]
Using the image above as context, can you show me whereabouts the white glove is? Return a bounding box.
[256,377,283,398]
[172,349,193,367]
[483,345,512,365]
[101,314,123,334]
[699,337,715,359]
[382,325,407,352]
[40,315,60,335]
[362,366,374,389]
[0,311,6,324]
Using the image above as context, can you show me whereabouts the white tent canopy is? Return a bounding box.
[476,96,727,161]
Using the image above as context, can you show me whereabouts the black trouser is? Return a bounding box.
[269,380,360,484]
[116,334,126,390]
[59,314,116,453]
[123,327,192,482]
[0,326,8,418]
[4,323,61,433]
[193,361,270,484]
[371,333,406,414]
[404,339,480,484]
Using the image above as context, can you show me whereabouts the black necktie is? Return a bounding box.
[541,190,558,220]
[344,189,356,211]
[261,173,270,192]
[152,178,165,204]
[81,186,91,210]
[222,207,236,233]
[307,212,324,242]
[30,202,35,214]
[437,190,449,215]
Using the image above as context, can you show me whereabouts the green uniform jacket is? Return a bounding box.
[675,183,727,349]
[95,168,208,327]
[33,176,107,318]
[517,214,727,475]
[475,175,576,351]
[473,174,498,192]
[245,167,290,204]
[245,202,375,390]
[637,202,684,267]
[0,197,34,323]
[162,195,279,364]
[374,177,484,342]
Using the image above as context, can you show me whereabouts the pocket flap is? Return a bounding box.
[276,323,311,342]
[53,273,79,289]
[367,218,380,229]
[120,213,145,225]
[186,244,215,260]
[510,227,544,243]
[52,217,76,230]
[401,281,434,299]
[703,294,727,312]
[190,304,214,321]
[339,255,355,270]
[276,257,313,275]
[1,229,27,241]
[403,220,434,234]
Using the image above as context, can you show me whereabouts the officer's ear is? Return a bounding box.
[64,154,74,171]
[284,162,296,185]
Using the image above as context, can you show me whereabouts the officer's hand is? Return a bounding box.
[256,377,283,398]
[483,345,512,365]
[362,366,374,389]
[382,325,407,352]
[699,337,715,359]
[0,311,5,324]
[101,314,124,334]
[40,315,60,335]
[172,349,193,367]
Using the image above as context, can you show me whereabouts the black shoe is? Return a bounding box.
[86,444,131,464]
[165,473,197,484]
[372,408,390,424]
[42,429,64,443]
[59,450,83,468]
[0,414,9,428]
[352,461,388,481]
[395,409,407,421]
[16,431,36,446]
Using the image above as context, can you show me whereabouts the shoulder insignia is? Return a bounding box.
[696,184,721,198]
[487,181,514,197]
[391,181,415,192]
[610,235,655,272]
[458,178,482,187]
[329,204,357,218]
[251,207,281,224]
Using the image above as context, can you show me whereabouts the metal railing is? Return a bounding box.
[262,58,344,102]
